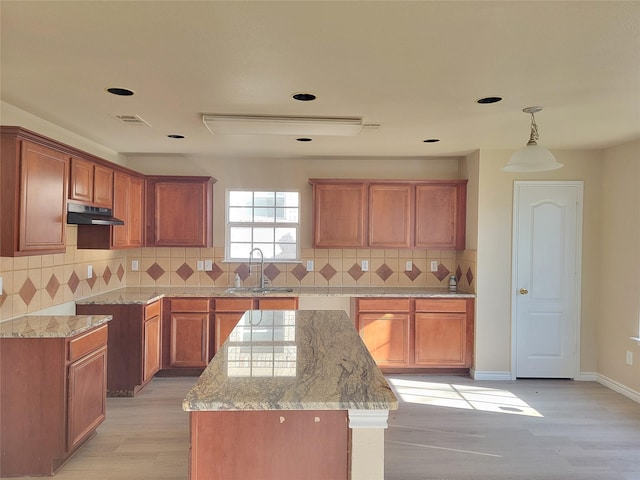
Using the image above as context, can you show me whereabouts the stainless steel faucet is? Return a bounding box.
[249,247,265,289]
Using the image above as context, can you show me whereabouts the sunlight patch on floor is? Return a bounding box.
[388,378,543,417]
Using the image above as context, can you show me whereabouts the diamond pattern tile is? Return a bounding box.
[376,263,393,282]
[46,274,60,299]
[319,263,337,281]
[176,263,194,281]
[466,267,474,286]
[235,264,251,282]
[264,263,281,282]
[117,263,125,281]
[433,264,450,281]
[68,271,80,294]
[347,263,364,281]
[291,263,308,282]
[206,263,224,281]
[146,263,166,281]
[19,278,37,305]
[456,266,462,282]
[103,266,112,285]
[87,275,97,289]
[404,264,422,281]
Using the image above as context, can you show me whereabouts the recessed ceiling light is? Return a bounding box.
[296,138,312,142]
[476,96,503,104]
[292,93,316,101]
[167,134,185,139]
[423,139,440,143]
[106,87,135,96]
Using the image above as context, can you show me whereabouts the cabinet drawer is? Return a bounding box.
[257,297,298,310]
[215,298,254,312]
[357,298,410,312]
[145,300,161,320]
[415,298,467,313]
[68,325,108,362]
[170,298,210,312]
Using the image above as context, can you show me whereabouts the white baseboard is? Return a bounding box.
[471,370,512,381]
[575,372,597,381]
[596,374,640,404]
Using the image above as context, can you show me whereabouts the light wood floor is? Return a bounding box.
[9,375,640,479]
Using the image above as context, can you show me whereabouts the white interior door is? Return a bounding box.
[512,181,583,378]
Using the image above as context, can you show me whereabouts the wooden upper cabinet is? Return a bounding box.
[368,184,412,248]
[146,176,215,248]
[415,182,466,250]
[310,180,366,248]
[69,157,114,207]
[0,128,68,256]
[112,172,145,248]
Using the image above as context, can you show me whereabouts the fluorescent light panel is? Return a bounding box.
[202,114,362,136]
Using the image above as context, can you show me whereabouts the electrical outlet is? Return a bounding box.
[626,351,633,365]
[197,261,204,271]
[306,260,314,272]
[361,260,369,272]
[204,260,213,271]
[430,261,439,272]
[405,260,413,271]
[131,260,139,271]
[87,265,93,279]
[0,276,3,294]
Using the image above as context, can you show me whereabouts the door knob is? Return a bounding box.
[519,288,529,295]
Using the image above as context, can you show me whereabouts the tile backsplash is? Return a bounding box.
[0,226,476,321]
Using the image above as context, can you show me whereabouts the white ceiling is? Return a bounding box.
[1,1,639,159]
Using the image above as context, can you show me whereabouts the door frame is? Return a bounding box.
[510,181,584,380]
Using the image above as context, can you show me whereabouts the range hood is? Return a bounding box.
[67,203,124,226]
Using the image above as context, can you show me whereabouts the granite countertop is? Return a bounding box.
[183,309,398,412]
[76,285,475,305]
[0,314,112,338]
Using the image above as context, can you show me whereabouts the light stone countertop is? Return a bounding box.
[0,314,112,338]
[75,285,475,306]
[183,309,398,412]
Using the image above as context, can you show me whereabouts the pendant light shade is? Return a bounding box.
[503,106,563,172]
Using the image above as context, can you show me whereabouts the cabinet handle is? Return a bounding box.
[519,288,529,295]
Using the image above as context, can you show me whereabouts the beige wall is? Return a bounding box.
[599,139,640,392]
[475,149,603,376]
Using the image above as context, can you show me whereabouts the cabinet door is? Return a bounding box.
[143,315,161,383]
[358,313,410,366]
[414,313,466,366]
[312,182,366,248]
[67,346,107,451]
[93,164,114,207]
[18,140,68,254]
[150,178,213,247]
[128,175,145,247]
[112,172,144,248]
[368,184,412,248]
[69,156,93,203]
[415,184,466,249]
[214,312,244,352]
[170,312,209,367]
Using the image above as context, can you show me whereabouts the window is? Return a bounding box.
[226,190,299,261]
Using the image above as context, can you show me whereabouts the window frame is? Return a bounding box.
[224,189,300,262]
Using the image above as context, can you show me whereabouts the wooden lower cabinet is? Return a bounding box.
[167,298,211,369]
[0,324,108,477]
[76,300,161,396]
[354,297,474,371]
[189,410,348,480]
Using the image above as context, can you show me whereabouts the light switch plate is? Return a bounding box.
[306,260,314,272]
[626,351,633,365]
[430,261,439,272]
[131,260,139,271]
[0,276,3,294]
[361,260,369,272]
[87,265,93,278]
[197,261,204,271]
[405,260,413,271]
[204,260,213,271]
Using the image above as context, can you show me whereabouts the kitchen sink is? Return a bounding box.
[225,286,294,294]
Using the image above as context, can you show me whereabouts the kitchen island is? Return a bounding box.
[183,309,397,480]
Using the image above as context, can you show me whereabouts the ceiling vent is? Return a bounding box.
[202,114,362,136]
[114,114,151,127]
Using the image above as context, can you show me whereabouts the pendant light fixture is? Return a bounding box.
[502,106,563,172]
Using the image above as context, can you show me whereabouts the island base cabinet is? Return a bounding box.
[189,410,349,480]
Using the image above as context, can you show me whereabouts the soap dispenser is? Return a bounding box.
[448,274,457,292]
[234,273,242,288]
